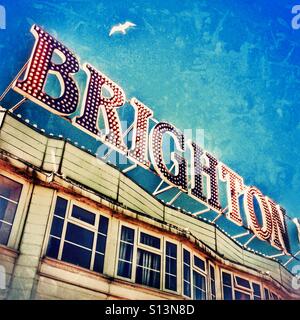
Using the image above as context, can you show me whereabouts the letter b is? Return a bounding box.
[13,25,80,116]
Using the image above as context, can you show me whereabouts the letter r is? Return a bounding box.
[13,25,80,116]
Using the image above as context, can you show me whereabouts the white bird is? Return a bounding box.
[109,21,136,36]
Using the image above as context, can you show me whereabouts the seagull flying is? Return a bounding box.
[109,21,136,36]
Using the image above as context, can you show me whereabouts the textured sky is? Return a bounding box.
[0,0,300,263]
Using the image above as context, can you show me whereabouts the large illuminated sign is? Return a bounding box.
[12,25,291,254]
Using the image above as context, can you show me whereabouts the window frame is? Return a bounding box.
[0,172,31,249]
[163,238,180,295]
[44,193,110,274]
[115,222,138,283]
[208,261,217,300]
[182,246,208,300]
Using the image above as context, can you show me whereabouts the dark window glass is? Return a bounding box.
[184,249,190,264]
[222,272,233,300]
[117,226,135,278]
[118,261,132,279]
[136,249,161,289]
[61,242,91,269]
[264,288,270,300]
[235,276,251,289]
[0,199,17,224]
[72,205,95,225]
[93,253,105,273]
[222,272,232,286]
[121,226,134,243]
[65,223,94,249]
[165,242,177,291]
[46,237,61,259]
[193,271,206,300]
[234,290,251,300]
[0,222,11,245]
[140,232,160,249]
[50,216,64,238]
[166,241,176,254]
[194,256,205,271]
[183,249,191,297]
[210,265,216,300]
[0,175,22,202]
[54,197,68,218]
[96,234,107,254]
[253,283,261,300]
[223,286,233,300]
[99,216,109,235]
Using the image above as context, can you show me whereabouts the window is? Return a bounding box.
[136,232,161,289]
[183,249,207,300]
[117,226,135,279]
[209,264,216,300]
[46,196,109,274]
[234,276,251,300]
[117,226,165,290]
[222,271,263,300]
[252,282,262,300]
[264,288,270,300]
[183,249,191,297]
[222,271,233,300]
[165,241,177,292]
[0,175,22,245]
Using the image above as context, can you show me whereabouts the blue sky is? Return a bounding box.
[0,0,300,263]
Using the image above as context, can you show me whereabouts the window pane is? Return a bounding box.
[193,271,206,291]
[264,288,270,300]
[165,274,177,291]
[166,242,177,257]
[140,232,160,249]
[184,264,191,282]
[0,199,18,224]
[117,226,135,279]
[62,242,91,269]
[54,197,68,218]
[93,253,104,273]
[121,226,134,243]
[99,216,109,235]
[184,281,191,297]
[165,240,177,292]
[223,286,233,300]
[222,272,232,286]
[234,290,251,300]
[166,256,177,275]
[72,205,95,225]
[210,265,215,280]
[136,266,160,289]
[65,223,94,249]
[117,261,132,279]
[253,283,261,297]
[0,222,11,245]
[136,249,161,289]
[235,276,251,289]
[46,236,61,259]
[50,216,64,238]
[194,256,205,272]
[96,234,107,254]
[183,249,190,264]
[0,175,22,202]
